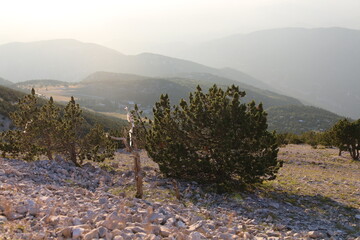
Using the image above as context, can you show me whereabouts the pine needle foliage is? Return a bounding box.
[0,90,115,165]
[140,84,282,190]
[329,119,360,160]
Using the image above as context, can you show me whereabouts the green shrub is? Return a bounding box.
[328,119,360,160]
[137,85,282,190]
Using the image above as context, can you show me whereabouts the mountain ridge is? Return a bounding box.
[157,27,360,118]
[0,39,269,91]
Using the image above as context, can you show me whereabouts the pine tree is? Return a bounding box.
[329,119,360,160]
[79,124,116,163]
[57,96,84,166]
[36,96,60,160]
[0,91,116,165]
[4,88,43,160]
[139,85,281,190]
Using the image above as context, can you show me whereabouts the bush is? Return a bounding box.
[137,85,282,190]
[276,131,333,148]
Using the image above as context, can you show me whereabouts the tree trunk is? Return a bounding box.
[349,145,359,160]
[172,179,181,200]
[46,151,53,160]
[133,152,143,198]
[70,144,79,167]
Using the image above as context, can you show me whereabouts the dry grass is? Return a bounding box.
[31,85,80,102]
[100,112,128,120]
[271,144,360,209]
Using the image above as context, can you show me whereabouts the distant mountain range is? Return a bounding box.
[0,39,268,90]
[157,27,360,118]
[0,36,348,133]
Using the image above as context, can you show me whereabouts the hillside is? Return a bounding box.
[266,105,343,134]
[15,79,70,88]
[0,85,127,132]
[0,77,13,87]
[75,71,301,113]
[160,27,360,119]
[0,85,25,118]
[28,71,346,133]
[0,39,269,91]
[0,145,359,239]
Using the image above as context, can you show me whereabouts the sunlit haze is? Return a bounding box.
[1,0,360,54]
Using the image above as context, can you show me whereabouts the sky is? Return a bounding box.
[1,0,360,54]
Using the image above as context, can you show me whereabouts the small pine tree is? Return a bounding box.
[36,96,60,160]
[4,88,43,160]
[138,84,282,190]
[79,124,116,163]
[0,91,115,165]
[56,96,85,166]
[329,119,360,160]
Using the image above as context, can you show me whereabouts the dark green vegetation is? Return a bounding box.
[267,105,343,134]
[0,85,25,118]
[15,79,70,87]
[136,85,282,190]
[276,131,329,147]
[329,119,360,160]
[277,118,360,161]
[0,90,116,165]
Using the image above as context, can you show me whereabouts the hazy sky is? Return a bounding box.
[1,0,360,53]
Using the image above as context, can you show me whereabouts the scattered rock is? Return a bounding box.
[160,226,171,237]
[189,231,206,240]
[83,228,99,240]
[72,227,85,239]
[308,230,323,239]
[0,148,358,240]
[0,215,8,222]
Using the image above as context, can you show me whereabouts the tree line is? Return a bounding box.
[276,119,360,160]
[0,89,115,166]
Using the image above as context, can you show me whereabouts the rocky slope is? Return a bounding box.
[0,146,359,239]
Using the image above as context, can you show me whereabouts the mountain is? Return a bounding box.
[0,39,269,90]
[0,77,13,86]
[159,28,360,118]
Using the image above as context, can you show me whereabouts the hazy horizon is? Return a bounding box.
[1,0,360,54]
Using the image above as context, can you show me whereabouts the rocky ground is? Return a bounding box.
[0,145,359,240]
